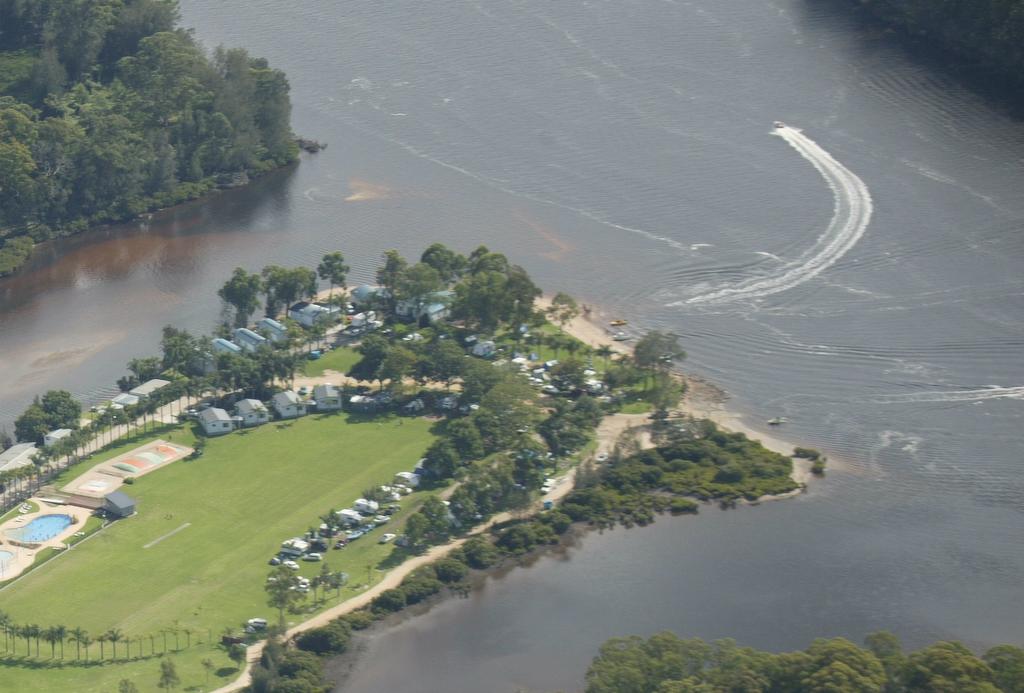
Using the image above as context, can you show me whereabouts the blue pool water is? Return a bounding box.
[4,514,73,543]
[0,549,12,567]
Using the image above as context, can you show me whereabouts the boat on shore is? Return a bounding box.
[609,319,627,327]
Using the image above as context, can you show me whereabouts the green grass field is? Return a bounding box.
[0,412,435,692]
[302,346,361,377]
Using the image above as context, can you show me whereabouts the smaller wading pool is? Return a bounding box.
[4,514,73,543]
[0,549,13,569]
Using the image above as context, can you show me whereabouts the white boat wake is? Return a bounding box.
[683,126,872,304]
[873,386,1024,404]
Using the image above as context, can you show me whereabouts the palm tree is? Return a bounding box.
[0,611,10,652]
[28,623,41,656]
[595,344,614,371]
[202,657,215,687]
[18,624,32,656]
[97,633,108,660]
[69,627,88,660]
[80,632,93,662]
[54,623,66,659]
[43,626,59,659]
[104,628,124,660]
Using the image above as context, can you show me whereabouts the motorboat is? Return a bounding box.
[767,417,788,426]
[774,121,786,129]
[609,319,627,327]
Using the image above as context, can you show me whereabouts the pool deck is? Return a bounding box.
[0,500,94,581]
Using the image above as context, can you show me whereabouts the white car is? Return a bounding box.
[283,560,300,570]
[379,533,397,544]
[302,552,322,562]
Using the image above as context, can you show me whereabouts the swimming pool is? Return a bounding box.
[0,549,12,568]
[4,514,73,543]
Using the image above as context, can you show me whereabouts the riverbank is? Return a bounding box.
[0,157,304,280]
[536,295,825,482]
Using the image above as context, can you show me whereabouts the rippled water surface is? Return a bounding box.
[1,0,1022,690]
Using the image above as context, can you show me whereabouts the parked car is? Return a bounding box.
[268,556,281,566]
[302,552,322,562]
[346,529,365,541]
[379,533,397,544]
[283,560,300,570]
[334,539,348,550]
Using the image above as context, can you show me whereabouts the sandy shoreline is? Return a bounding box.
[537,294,824,484]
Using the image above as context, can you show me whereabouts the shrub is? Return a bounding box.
[793,447,822,460]
[371,588,407,613]
[340,610,376,630]
[669,498,699,515]
[461,536,500,569]
[295,621,350,655]
[434,558,469,584]
[811,459,826,476]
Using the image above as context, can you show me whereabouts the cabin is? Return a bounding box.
[471,340,497,358]
[395,290,453,323]
[0,443,37,474]
[232,328,268,353]
[235,399,270,427]
[287,302,330,328]
[312,384,342,411]
[44,429,73,448]
[257,317,289,343]
[272,391,306,419]
[212,337,242,355]
[129,378,170,400]
[198,408,234,436]
[104,491,136,518]
[350,284,389,309]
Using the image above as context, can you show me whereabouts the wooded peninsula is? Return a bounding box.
[0,0,297,277]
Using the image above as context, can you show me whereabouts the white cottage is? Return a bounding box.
[312,384,342,411]
[232,328,268,353]
[235,399,270,427]
[198,408,234,436]
[257,317,289,343]
[272,391,306,419]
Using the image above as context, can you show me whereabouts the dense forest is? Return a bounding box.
[0,0,297,276]
[853,0,1024,89]
[585,630,1024,692]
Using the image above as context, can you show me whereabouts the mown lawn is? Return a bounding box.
[0,412,435,692]
[302,346,361,377]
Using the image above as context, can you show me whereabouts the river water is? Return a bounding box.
[1,0,1022,690]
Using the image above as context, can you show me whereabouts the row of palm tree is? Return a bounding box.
[0,611,204,662]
